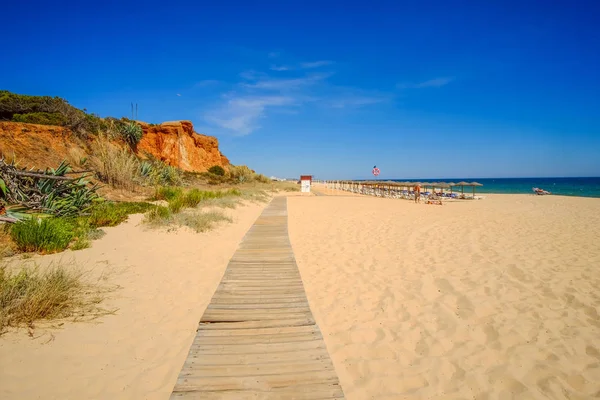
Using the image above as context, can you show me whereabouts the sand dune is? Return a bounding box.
[0,201,267,400]
[288,193,600,399]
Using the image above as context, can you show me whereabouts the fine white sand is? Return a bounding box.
[0,201,267,400]
[288,192,600,399]
[2,191,599,400]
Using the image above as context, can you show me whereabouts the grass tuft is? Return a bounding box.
[200,197,240,209]
[92,136,140,190]
[175,210,232,233]
[87,201,155,228]
[153,186,183,201]
[0,263,110,334]
[10,218,74,254]
[143,206,172,225]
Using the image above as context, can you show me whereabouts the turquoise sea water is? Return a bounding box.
[380,177,600,198]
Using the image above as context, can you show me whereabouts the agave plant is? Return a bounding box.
[139,161,154,177]
[0,158,100,219]
[120,122,143,147]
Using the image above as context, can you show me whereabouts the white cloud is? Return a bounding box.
[329,95,388,108]
[204,58,391,135]
[397,77,454,89]
[301,60,333,68]
[205,95,294,136]
[270,65,292,71]
[242,73,332,91]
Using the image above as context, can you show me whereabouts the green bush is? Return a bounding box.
[144,206,172,224]
[168,197,185,213]
[207,174,228,185]
[157,165,182,186]
[254,174,271,183]
[182,189,205,208]
[153,187,183,201]
[207,165,225,176]
[0,90,105,136]
[10,218,74,253]
[87,201,155,228]
[12,112,68,126]
[228,165,254,183]
[225,188,242,196]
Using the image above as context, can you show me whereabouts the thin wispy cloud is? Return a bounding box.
[301,60,333,69]
[270,65,292,71]
[242,73,331,91]
[205,95,294,136]
[397,77,454,89]
[268,51,280,58]
[204,58,389,135]
[329,95,388,109]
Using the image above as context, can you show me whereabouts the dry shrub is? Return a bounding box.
[92,136,140,190]
[143,206,172,225]
[228,165,254,183]
[0,229,16,261]
[254,173,271,183]
[199,197,240,209]
[175,210,232,232]
[0,262,112,334]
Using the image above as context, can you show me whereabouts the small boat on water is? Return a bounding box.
[533,187,551,195]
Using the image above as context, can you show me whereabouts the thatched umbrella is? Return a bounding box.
[455,181,469,196]
[470,182,483,197]
[434,182,450,195]
[447,182,457,194]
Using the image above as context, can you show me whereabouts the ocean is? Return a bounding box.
[380,177,600,198]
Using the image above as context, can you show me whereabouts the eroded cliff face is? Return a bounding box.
[0,122,88,169]
[0,120,229,172]
[137,121,229,172]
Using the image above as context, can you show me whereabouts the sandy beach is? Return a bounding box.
[288,190,600,399]
[1,190,600,399]
[0,200,268,400]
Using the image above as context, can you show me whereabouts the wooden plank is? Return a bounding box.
[211,297,309,305]
[191,331,323,345]
[206,302,310,310]
[181,360,335,378]
[170,197,344,398]
[183,348,330,365]
[213,287,307,294]
[211,292,308,300]
[174,370,340,391]
[198,318,316,330]
[201,310,314,322]
[172,386,344,400]
[196,324,321,337]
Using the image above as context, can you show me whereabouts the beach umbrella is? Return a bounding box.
[455,181,469,195]
[435,182,449,194]
[446,182,456,194]
[470,182,483,197]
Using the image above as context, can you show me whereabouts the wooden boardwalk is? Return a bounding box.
[171,197,344,399]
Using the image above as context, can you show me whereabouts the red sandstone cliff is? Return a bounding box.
[0,120,229,172]
[0,122,88,170]
[137,121,229,172]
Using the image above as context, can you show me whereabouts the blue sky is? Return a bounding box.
[2,0,599,179]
